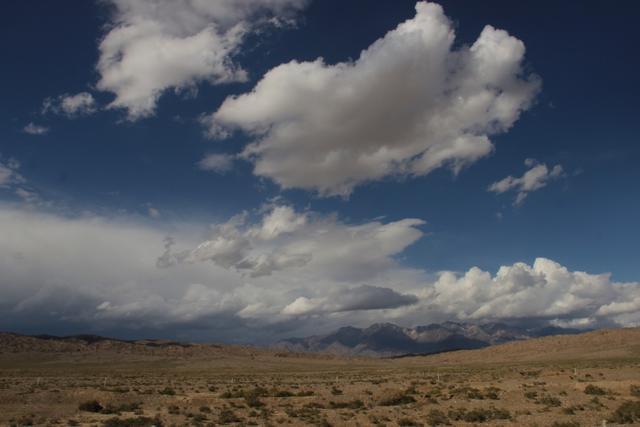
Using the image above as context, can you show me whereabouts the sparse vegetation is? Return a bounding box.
[426,409,450,426]
[102,416,162,427]
[608,401,640,424]
[551,422,580,427]
[78,400,103,413]
[2,328,640,426]
[584,384,607,395]
[378,391,416,406]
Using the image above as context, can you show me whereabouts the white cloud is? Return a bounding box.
[0,159,46,207]
[157,204,424,280]
[206,1,540,196]
[97,0,309,120]
[488,159,564,205]
[23,122,49,135]
[282,285,418,316]
[0,203,638,341]
[197,153,235,173]
[147,207,161,218]
[0,159,24,188]
[42,92,97,118]
[410,258,640,327]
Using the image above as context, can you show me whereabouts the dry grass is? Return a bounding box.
[1,328,640,426]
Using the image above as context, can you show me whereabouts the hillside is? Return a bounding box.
[404,326,640,365]
[0,331,336,362]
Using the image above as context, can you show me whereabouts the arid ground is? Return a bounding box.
[1,329,640,426]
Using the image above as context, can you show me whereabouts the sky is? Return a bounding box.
[0,0,639,343]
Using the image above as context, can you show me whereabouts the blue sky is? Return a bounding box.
[0,0,638,342]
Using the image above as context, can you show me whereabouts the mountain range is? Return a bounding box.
[274,321,583,357]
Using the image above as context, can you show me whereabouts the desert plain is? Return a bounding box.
[1,329,640,426]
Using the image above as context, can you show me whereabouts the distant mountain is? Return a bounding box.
[274,321,583,357]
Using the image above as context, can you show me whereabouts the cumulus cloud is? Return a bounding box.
[157,204,424,280]
[97,0,309,120]
[197,153,235,173]
[0,203,638,341]
[205,1,540,196]
[23,122,49,135]
[0,203,426,341]
[42,92,97,118]
[282,285,418,316]
[410,258,639,328]
[488,159,564,205]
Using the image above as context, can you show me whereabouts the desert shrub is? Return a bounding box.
[274,390,294,397]
[105,387,130,393]
[491,408,511,420]
[426,409,450,426]
[463,409,492,422]
[447,407,511,423]
[378,391,416,406]
[484,387,501,400]
[102,402,141,414]
[219,390,238,398]
[551,422,580,427]
[330,386,343,395]
[78,400,103,413]
[630,385,640,397]
[297,390,314,396]
[199,406,211,413]
[562,405,585,415]
[584,384,607,395]
[218,409,241,424]
[243,387,267,407]
[102,416,162,427]
[538,395,562,407]
[158,387,175,395]
[524,390,538,400]
[329,399,364,409]
[167,405,180,415]
[192,413,207,423]
[304,402,325,409]
[244,393,264,408]
[398,418,421,426]
[608,401,640,424]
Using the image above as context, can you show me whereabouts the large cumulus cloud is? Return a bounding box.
[206,1,540,196]
[1,203,639,342]
[97,0,309,119]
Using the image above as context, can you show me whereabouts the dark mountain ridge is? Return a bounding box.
[274,321,583,357]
